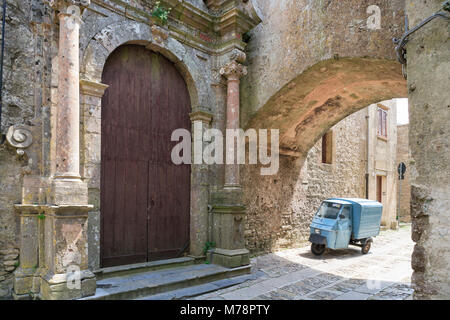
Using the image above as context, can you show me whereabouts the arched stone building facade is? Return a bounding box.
[0,0,448,300]
[3,0,262,299]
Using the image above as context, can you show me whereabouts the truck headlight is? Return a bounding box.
[315,229,320,234]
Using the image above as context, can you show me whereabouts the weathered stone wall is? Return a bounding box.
[244,107,368,254]
[0,0,50,299]
[406,0,450,299]
[397,124,411,223]
[0,146,21,299]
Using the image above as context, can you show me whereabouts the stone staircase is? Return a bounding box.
[81,257,252,300]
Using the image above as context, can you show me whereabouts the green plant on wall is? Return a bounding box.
[152,1,172,24]
[202,241,216,256]
[37,212,45,220]
[242,31,251,43]
[443,1,450,12]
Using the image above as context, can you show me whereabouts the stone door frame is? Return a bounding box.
[79,21,212,270]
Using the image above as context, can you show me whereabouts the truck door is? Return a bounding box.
[335,205,352,249]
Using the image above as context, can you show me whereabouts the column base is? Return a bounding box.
[209,188,249,269]
[207,248,250,268]
[13,267,40,298]
[12,292,35,300]
[51,178,88,205]
[40,270,96,300]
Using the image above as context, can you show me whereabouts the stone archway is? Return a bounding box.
[242,57,407,253]
[246,57,407,157]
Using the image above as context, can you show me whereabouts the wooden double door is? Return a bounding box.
[100,45,191,268]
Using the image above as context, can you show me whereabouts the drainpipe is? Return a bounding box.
[365,112,370,199]
[0,0,6,144]
[207,204,213,243]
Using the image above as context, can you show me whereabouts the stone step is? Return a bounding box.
[93,257,196,281]
[136,272,261,300]
[82,263,251,300]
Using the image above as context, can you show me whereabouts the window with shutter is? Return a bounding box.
[321,131,333,164]
[377,107,388,139]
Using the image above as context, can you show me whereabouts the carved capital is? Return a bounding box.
[45,0,90,13]
[189,110,213,124]
[220,60,247,80]
[6,125,33,157]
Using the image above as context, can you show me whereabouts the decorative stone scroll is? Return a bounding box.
[6,125,33,156]
[230,49,247,64]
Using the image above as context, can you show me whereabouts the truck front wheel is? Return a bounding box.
[311,243,326,256]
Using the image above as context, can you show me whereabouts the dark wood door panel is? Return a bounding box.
[101,44,191,267]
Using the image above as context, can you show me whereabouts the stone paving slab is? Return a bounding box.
[333,291,372,300]
[192,224,414,300]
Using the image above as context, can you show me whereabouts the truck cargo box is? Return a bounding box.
[329,198,383,239]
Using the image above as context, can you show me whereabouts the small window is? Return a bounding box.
[321,131,333,164]
[377,107,388,139]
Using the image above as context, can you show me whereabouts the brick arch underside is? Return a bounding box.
[246,57,407,157]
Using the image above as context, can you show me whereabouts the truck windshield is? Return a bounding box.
[316,202,342,219]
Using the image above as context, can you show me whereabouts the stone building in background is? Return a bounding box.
[366,100,398,229]
[397,124,411,223]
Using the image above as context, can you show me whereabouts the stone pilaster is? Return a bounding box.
[79,79,108,271]
[189,110,213,257]
[207,61,249,268]
[13,205,41,299]
[42,0,95,300]
[7,123,46,299]
[40,205,95,300]
[51,1,88,203]
[220,60,247,189]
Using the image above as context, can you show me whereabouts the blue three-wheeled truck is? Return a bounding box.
[309,198,383,256]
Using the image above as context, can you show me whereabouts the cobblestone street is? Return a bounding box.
[193,224,414,300]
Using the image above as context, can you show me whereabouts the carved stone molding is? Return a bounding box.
[45,0,90,10]
[220,60,247,80]
[6,125,33,156]
[80,79,109,97]
[205,0,228,11]
[151,25,169,44]
[189,110,213,123]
